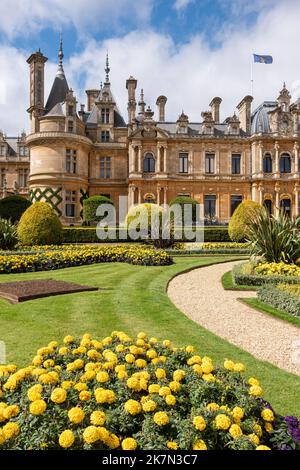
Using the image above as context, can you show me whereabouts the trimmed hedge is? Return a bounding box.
[232,263,300,286]
[228,200,262,242]
[0,195,31,223]
[83,195,114,225]
[258,284,300,317]
[17,202,63,246]
[62,227,230,243]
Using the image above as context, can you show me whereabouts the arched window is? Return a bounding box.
[263,154,272,173]
[280,153,291,173]
[143,153,155,173]
[280,197,291,217]
[144,193,155,203]
[264,199,272,214]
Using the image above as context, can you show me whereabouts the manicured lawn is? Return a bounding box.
[240,297,300,328]
[0,255,299,415]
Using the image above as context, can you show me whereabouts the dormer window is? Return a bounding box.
[19,146,28,157]
[68,105,74,116]
[101,108,110,124]
[0,145,6,157]
[101,131,110,142]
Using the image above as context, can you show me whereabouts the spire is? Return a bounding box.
[57,34,64,76]
[138,89,146,114]
[45,36,69,113]
[105,52,110,84]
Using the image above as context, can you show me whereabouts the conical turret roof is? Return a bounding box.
[45,38,69,114]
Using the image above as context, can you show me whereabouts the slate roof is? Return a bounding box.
[157,122,247,137]
[45,68,69,114]
[250,101,277,134]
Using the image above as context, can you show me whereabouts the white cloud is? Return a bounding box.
[1,0,300,134]
[174,0,194,12]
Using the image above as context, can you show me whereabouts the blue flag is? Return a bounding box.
[253,54,273,64]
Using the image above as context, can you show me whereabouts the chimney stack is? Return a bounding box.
[209,97,222,123]
[156,95,167,122]
[126,76,138,124]
[86,89,100,112]
[237,95,253,134]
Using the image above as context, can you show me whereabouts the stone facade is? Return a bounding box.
[0,44,299,224]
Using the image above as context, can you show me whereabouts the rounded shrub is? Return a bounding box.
[0,195,31,223]
[229,200,263,242]
[169,196,199,225]
[83,195,114,225]
[17,202,63,246]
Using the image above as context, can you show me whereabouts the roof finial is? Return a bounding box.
[105,51,110,84]
[57,34,64,74]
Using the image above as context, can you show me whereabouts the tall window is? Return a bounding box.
[65,190,76,217]
[264,199,272,214]
[205,153,215,174]
[231,195,243,216]
[19,146,28,157]
[143,153,155,173]
[18,168,29,187]
[101,108,110,124]
[68,105,74,116]
[0,169,5,187]
[263,153,272,173]
[101,131,110,142]
[280,154,291,173]
[179,153,188,173]
[204,195,216,218]
[68,120,74,133]
[66,149,77,174]
[100,157,111,179]
[232,153,241,174]
[0,145,6,157]
[280,198,291,217]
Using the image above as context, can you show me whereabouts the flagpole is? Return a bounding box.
[250,54,254,96]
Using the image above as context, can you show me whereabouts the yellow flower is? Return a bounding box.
[146,349,157,359]
[3,422,20,440]
[229,424,242,439]
[185,345,194,354]
[153,411,169,426]
[193,416,206,431]
[173,370,185,382]
[97,426,110,443]
[233,363,245,372]
[68,407,85,424]
[193,439,207,450]
[0,428,5,445]
[169,381,181,392]
[90,411,106,426]
[79,390,91,401]
[253,424,262,437]
[155,368,166,380]
[58,347,68,355]
[261,409,274,422]
[63,335,74,344]
[206,402,219,411]
[142,399,157,412]
[265,423,273,433]
[96,371,110,383]
[167,441,179,450]
[29,399,47,415]
[148,384,160,394]
[94,388,116,404]
[137,332,147,340]
[165,394,176,406]
[59,430,75,449]
[224,360,235,371]
[125,354,135,364]
[256,445,271,450]
[232,406,244,422]
[124,399,142,415]
[83,426,99,444]
[51,387,67,404]
[248,433,260,445]
[3,404,20,419]
[135,359,147,368]
[122,437,137,450]
[159,386,171,397]
[249,385,263,397]
[215,414,231,430]
[248,377,260,386]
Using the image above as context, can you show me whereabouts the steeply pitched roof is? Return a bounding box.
[45,39,69,114]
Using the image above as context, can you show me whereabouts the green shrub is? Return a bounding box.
[83,195,114,225]
[232,263,300,286]
[228,200,262,242]
[17,202,63,246]
[258,284,300,317]
[0,218,18,250]
[0,195,31,223]
[169,196,199,225]
[246,210,300,263]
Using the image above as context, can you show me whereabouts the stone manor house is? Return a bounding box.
[0,42,300,224]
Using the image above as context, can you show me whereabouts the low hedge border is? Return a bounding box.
[167,249,250,255]
[232,263,300,286]
[257,285,300,317]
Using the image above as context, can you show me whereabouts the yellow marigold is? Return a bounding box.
[74,383,88,392]
[153,411,169,426]
[165,394,176,406]
[187,355,202,365]
[229,424,242,439]
[90,411,106,426]
[83,426,99,444]
[68,407,85,424]
[173,370,185,382]
[167,441,179,450]
[206,402,219,411]
[149,337,158,344]
[51,387,67,404]
[122,437,137,450]
[256,445,271,450]
[193,364,203,375]
[155,368,166,380]
[29,399,47,415]
[124,399,142,415]
[118,370,128,381]
[3,405,20,419]
[261,409,274,422]
[148,383,160,394]
[193,415,206,431]
[265,423,273,433]
[193,439,207,450]
[248,377,260,386]
[80,370,96,382]
[253,424,263,437]
[125,354,135,364]
[169,381,181,392]
[215,414,231,430]
[137,332,147,340]
[96,371,110,383]
[97,426,110,443]
[136,338,145,347]
[3,422,20,440]
[32,356,43,367]
[115,344,125,353]
[106,433,120,449]
[43,359,55,368]
[58,347,68,355]
[63,335,74,344]
[224,360,235,371]
[185,345,194,354]
[159,386,171,397]
[146,349,157,359]
[142,399,157,412]
[202,373,215,382]
[87,349,101,361]
[135,359,147,369]
[59,430,75,449]
[248,434,260,446]
[249,385,263,397]
[0,429,5,445]
[79,390,91,401]
[94,388,116,404]
[232,406,244,422]
[163,339,172,348]
[234,363,245,372]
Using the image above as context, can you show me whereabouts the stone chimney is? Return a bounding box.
[156,95,167,122]
[126,76,138,124]
[209,97,222,123]
[86,89,100,111]
[237,95,253,134]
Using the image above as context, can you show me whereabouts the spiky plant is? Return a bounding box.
[246,208,300,263]
[0,218,18,250]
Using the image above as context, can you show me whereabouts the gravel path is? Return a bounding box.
[168,261,300,375]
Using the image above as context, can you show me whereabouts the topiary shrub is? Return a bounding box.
[228,200,262,242]
[83,196,114,225]
[17,202,63,246]
[0,218,18,250]
[169,196,199,225]
[125,203,172,246]
[0,195,31,223]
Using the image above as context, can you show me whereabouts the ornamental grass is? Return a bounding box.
[0,332,299,450]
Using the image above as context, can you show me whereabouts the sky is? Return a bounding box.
[0,0,300,134]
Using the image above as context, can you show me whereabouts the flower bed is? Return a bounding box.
[258,283,300,317]
[232,263,300,287]
[0,246,173,274]
[0,331,299,450]
[168,242,250,255]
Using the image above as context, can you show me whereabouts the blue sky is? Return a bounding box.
[0,0,299,134]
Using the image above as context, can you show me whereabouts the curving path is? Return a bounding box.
[168,261,300,375]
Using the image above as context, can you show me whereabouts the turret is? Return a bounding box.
[26,49,48,132]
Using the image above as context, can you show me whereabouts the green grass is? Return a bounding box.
[240,298,300,328]
[221,270,257,291]
[0,255,299,415]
